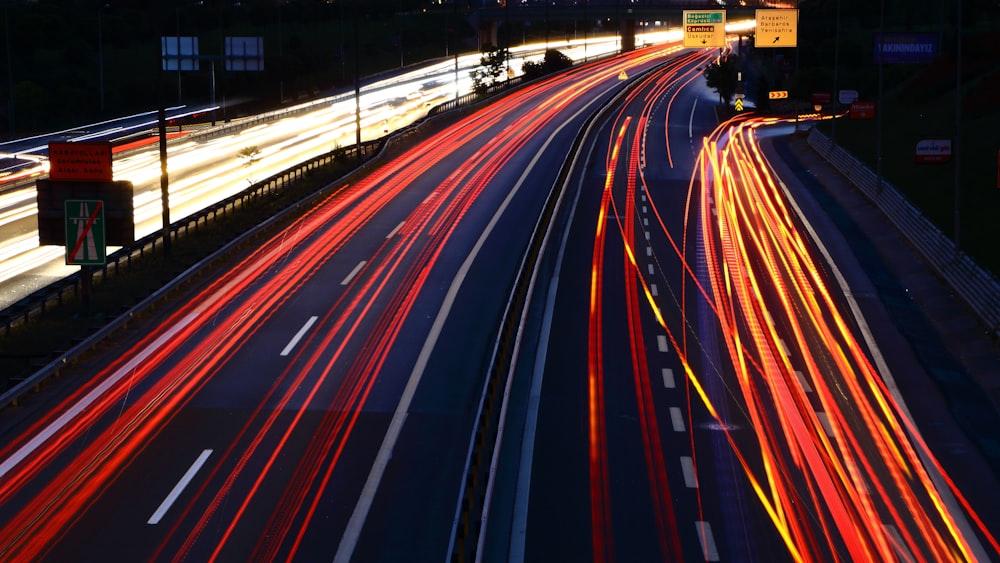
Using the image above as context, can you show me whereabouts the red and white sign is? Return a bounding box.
[914,139,951,163]
[849,101,876,119]
[48,142,113,182]
[811,91,832,105]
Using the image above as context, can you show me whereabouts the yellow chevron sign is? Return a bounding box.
[769,90,789,99]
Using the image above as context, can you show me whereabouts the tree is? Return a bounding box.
[239,145,262,185]
[703,54,740,106]
[239,146,261,167]
[470,44,509,96]
[522,49,573,81]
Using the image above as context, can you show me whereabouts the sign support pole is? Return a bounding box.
[156,0,172,256]
[876,0,884,197]
[954,0,963,250]
[81,265,92,313]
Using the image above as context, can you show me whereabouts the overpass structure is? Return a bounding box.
[470,1,763,51]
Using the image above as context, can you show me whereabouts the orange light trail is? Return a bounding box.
[685,114,1000,561]
[586,49,999,560]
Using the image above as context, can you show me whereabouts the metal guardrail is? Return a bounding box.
[447,57,673,562]
[0,72,507,411]
[807,128,1000,339]
[0,138,381,370]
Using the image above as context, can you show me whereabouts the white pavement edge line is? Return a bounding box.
[507,125,598,563]
[334,88,596,563]
[766,143,990,561]
[688,97,698,140]
[147,449,213,525]
[280,315,318,357]
[504,65,658,561]
[0,311,199,480]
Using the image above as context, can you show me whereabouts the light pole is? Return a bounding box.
[831,0,841,143]
[98,3,109,112]
[954,0,963,249]
[4,7,14,137]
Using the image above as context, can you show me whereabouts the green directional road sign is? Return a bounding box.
[65,199,106,266]
[683,10,726,48]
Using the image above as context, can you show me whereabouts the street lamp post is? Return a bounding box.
[4,7,14,137]
[98,4,109,112]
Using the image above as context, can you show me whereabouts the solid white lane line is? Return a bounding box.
[688,97,698,140]
[340,92,602,563]
[148,449,213,525]
[696,521,720,561]
[341,260,367,286]
[386,221,405,239]
[0,312,199,480]
[657,335,669,353]
[670,407,685,432]
[680,456,698,488]
[280,315,318,357]
[662,368,676,388]
[795,370,813,392]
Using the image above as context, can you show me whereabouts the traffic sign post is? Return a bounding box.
[65,199,106,266]
[755,9,798,48]
[682,10,726,49]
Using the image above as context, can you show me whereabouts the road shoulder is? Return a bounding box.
[761,130,1000,535]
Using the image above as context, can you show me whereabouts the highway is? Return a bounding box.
[502,49,1000,562]
[0,41,689,561]
[2,19,994,563]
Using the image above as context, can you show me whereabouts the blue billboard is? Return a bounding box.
[873,33,940,64]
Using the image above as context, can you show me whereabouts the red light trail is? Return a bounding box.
[585,52,999,560]
[0,43,686,561]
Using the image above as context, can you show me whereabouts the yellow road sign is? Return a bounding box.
[768,90,789,99]
[683,10,726,49]
[735,98,744,111]
[755,9,798,48]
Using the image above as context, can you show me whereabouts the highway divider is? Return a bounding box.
[447,58,679,563]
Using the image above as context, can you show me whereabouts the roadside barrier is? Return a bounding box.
[807,128,1000,340]
[0,138,382,407]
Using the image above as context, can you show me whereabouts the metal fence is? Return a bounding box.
[0,138,381,338]
[807,128,1000,340]
[0,137,384,406]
